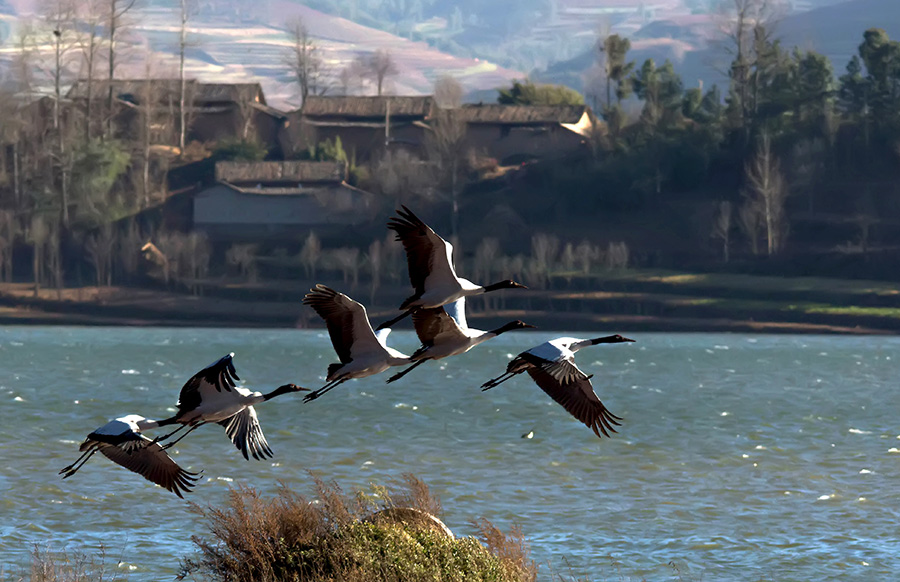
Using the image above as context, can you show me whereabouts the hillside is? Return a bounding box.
[540,0,900,98]
[0,0,524,109]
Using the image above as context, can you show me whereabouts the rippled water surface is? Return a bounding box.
[2,327,900,580]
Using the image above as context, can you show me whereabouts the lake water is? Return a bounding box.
[1,327,899,581]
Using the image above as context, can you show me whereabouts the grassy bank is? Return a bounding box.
[0,267,898,333]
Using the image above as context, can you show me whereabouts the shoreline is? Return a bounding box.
[0,282,894,334]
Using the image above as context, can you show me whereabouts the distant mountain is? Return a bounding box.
[540,0,900,99]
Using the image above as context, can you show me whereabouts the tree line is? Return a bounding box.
[567,3,900,264]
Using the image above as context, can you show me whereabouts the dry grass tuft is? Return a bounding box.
[180,473,537,582]
[26,545,125,582]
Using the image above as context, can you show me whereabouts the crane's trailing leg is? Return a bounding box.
[59,449,97,478]
[387,359,428,383]
[481,372,517,391]
[303,378,345,403]
[375,309,412,331]
[160,423,205,450]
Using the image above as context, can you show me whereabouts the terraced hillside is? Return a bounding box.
[0,1,523,109]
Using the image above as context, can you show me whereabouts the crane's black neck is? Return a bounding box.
[590,335,635,345]
[482,280,526,293]
[156,415,179,427]
[489,321,534,335]
[264,383,302,401]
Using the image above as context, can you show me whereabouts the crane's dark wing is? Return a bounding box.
[218,406,273,461]
[177,353,240,413]
[518,351,586,385]
[94,436,201,498]
[387,206,458,296]
[525,367,622,439]
[411,304,465,348]
[303,284,382,363]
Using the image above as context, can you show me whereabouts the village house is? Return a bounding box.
[65,80,286,155]
[192,160,378,240]
[281,95,434,162]
[456,103,595,163]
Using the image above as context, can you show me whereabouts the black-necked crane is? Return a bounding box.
[303,284,410,402]
[59,414,200,498]
[376,206,527,331]
[480,335,634,438]
[387,297,535,383]
[152,353,308,460]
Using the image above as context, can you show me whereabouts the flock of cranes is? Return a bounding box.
[61,206,635,497]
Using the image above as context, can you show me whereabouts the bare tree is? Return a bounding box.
[86,224,116,286]
[286,18,327,107]
[226,243,259,283]
[744,132,789,255]
[115,219,143,279]
[184,231,210,295]
[574,240,600,275]
[75,0,105,140]
[714,0,786,134]
[711,201,733,262]
[47,219,64,298]
[9,23,39,209]
[0,86,25,202]
[372,150,432,205]
[0,210,17,283]
[367,238,382,305]
[434,75,464,108]
[105,0,139,138]
[134,57,156,208]
[358,49,397,96]
[299,231,321,278]
[426,108,467,250]
[41,0,77,226]
[530,234,560,289]
[28,216,49,296]
[329,247,360,289]
[178,0,191,152]
[738,196,764,255]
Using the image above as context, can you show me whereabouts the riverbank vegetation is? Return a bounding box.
[179,474,536,582]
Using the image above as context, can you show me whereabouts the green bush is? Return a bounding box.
[211,138,268,162]
[180,474,537,582]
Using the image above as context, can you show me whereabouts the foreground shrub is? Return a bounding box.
[26,544,125,582]
[180,474,537,582]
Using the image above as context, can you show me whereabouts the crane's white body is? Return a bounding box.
[387,299,533,384]
[381,207,525,332]
[412,298,499,361]
[480,334,633,439]
[165,352,294,460]
[412,244,485,310]
[92,414,160,436]
[303,285,410,400]
[333,327,409,380]
[61,414,200,497]
[177,383,266,424]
